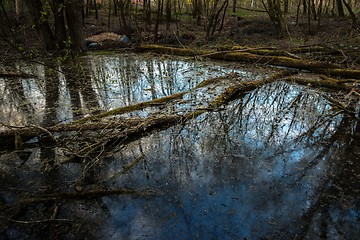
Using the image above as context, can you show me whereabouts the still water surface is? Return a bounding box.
[0,53,359,239]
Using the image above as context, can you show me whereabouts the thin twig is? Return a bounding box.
[8,218,74,224]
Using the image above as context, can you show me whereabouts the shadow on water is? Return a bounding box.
[0,54,359,239]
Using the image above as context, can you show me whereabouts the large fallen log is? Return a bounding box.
[211,70,297,107]
[136,45,360,79]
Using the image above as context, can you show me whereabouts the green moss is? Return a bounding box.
[93,50,115,55]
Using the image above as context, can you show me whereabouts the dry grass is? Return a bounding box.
[86,32,123,43]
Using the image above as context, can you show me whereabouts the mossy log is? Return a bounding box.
[211,70,296,108]
[136,44,360,79]
[136,44,201,56]
[283,75,354,90]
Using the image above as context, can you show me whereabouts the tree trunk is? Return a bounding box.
[93,0,98,20]
[262,0,285,36]
[65,0,86,52]
[336,0,345,16]
[342,0,357,28]
[154,0,164,42]
[165,0,171,30]
[284,0,289,14]
[52,0,67,49]
[24,0,56,50]
[15,0,21,22]
[118,0,131,35]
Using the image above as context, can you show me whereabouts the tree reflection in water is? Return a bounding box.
[0,54,359,239]
[101,82,359,239]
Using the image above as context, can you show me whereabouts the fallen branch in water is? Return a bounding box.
[72,91,188,124]
[211,70,297,107]
[0,188,159,215]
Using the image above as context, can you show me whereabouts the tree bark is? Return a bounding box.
[65,0,86,51]
[24,0,56,50]
[52,0,67,49]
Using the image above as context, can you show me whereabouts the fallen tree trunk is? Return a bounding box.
[211,70,296,107]
[136,45,360,79]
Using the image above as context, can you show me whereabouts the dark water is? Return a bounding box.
[0,53,359,239]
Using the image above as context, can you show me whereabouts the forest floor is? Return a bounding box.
[1,13,360,68]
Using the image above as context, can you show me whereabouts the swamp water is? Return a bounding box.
[0,53,359,239]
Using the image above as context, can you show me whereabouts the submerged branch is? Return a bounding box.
[73,91,188,124]
[0,188,159,214]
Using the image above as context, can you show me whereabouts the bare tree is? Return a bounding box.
[262,0,285,36]
[22,0,85,52]
[23,0,56,50]
[192,0,202,25]
[205,0,229,38]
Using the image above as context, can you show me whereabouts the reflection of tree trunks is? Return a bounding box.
[63,58,100,119]
[147,61,158,99]
[66,78,83,119]
[6,78,36,123]
[0,90,188,140]
[1,69,357,168]
[43,66,60,126]
[1,69,356,148]
[40,65,60,171]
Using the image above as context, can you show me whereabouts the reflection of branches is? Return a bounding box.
[275,117,359,239]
